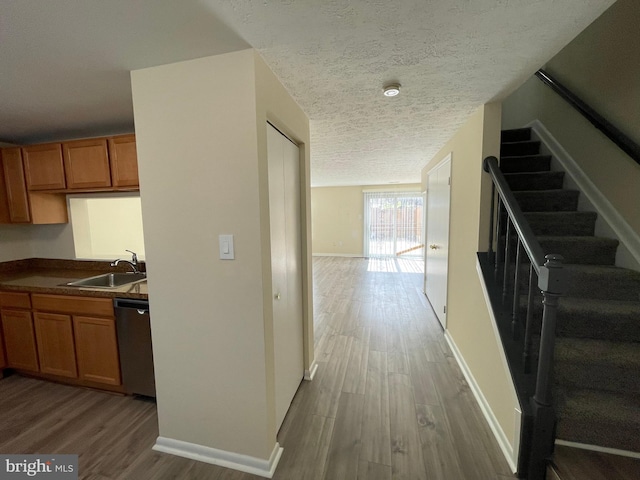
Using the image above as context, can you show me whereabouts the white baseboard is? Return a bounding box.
[555,439,640,459]
[444,331,518,473]
[527,119,640,270]
[304,361,318,381]
[312,253,363,257]
[153,437,283,478]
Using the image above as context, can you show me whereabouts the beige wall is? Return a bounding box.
[502,0,640,235]
[131,49,311,462]
[311,184,421,256]
[422,104,519,453]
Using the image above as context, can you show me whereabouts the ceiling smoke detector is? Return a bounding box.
[383,83,401,97]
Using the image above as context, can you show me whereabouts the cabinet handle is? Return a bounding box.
[275,293,281,300]
[429,244,438,250]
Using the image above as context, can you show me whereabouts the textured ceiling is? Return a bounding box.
[0,0,614,186]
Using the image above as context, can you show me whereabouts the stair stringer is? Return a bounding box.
[526,119,640,272]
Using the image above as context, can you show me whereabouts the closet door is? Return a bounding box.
[267,123,304,432]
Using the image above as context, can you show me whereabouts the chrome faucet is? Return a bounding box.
[111,250,140,274]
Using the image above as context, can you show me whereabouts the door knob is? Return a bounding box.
[429,244,438,250]
[275,293,281,300]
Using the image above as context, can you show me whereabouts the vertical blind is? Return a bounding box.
[363,191,424,258]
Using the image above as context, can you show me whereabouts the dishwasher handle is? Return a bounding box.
[114,298,150,313]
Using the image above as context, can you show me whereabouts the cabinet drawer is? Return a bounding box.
[0,291,31,309]
[31,294,114,317]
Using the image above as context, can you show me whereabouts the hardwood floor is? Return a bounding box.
[0,256,515,479]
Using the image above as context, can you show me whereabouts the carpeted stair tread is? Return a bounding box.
[501,140,541,157]
[504,171,565,191]
[537,236,619,265]
[500,155,552,173]
[555,338,640,394]
[513,189,579,212]
[501,128,532,143]
[521,296,640,342]
[562,265,640,301]
[524,211,597,236]
[555,388,640,452]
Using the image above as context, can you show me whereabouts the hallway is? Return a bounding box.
[0,257,515,479]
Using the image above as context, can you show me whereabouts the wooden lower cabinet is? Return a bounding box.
[0,325,6,369]
[1,308,39,372]
[33,312,77,378]
[73,315,121,386]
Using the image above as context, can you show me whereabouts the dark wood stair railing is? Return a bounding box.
[483,156,567,479]
[535,69,640,167]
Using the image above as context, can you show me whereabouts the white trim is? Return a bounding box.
[527,120,640,270]
[444,332,517,473]
[153,437,283,478]
[312,253,362,257]
[304,361,318,381]
[555,439,640,459]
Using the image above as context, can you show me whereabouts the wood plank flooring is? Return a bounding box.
[0,257,516,479]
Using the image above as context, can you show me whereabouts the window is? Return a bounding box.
[68,194,146,260]
[363,191,423,258]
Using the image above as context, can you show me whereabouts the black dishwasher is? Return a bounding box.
[114,298,156,397]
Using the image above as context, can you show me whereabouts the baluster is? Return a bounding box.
[523,264,537,374]
[494,199,503,278]
[502,218,512,303]
[488,183,495,264]
[511,239,522,339]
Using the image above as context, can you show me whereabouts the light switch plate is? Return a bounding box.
[219,234,235,260]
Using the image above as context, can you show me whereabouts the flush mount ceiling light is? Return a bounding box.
[383,83,401,97]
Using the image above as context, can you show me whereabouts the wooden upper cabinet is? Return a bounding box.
[1,148,31,223]
[23,143,66,190]
[63,138,111,189]
[1,308,39,372]
[108,135,139,188]
[33,312,77,378]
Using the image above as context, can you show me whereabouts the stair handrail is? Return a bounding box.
[535,69,640,166]
[483,155,567,479]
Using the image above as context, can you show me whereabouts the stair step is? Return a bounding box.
[521,296,640,342]
[555,388,640,452]
[501,128,532,143]
[501,140,541,157]
[513,189,579,212]
[524,212,597,236]
[555,338,640,394]
[537,236,619,265]
[504,171,565,191]
[561,265,640,301]
[550,445,640,480]
[500,155,551,173]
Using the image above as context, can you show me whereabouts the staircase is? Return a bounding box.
[500,128,640,457]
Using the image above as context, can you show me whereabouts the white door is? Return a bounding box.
[267,123,304,432]
[425,155,451,329]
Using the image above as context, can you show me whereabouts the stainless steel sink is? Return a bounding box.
[65,272,147,288]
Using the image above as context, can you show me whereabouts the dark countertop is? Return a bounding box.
[0,258,149,300]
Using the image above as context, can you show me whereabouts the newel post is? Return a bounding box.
[528,254,564,480]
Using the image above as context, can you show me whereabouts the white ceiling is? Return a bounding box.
[0,0,613,186]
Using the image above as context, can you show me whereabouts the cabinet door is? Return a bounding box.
[1,309,39,372]
[0,326,6,369]
[33,312,77,378]
[73,316,121,385]
[63,139,111,189]
[108,135,139,188]
[1,148,31,223]
[23,144,66,190]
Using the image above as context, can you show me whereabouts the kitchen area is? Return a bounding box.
[0,135,156,398]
